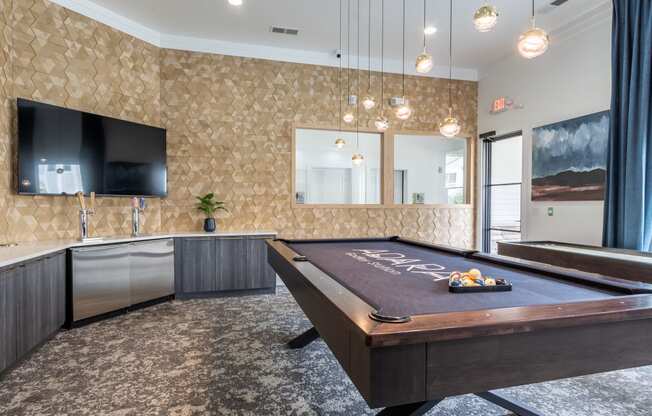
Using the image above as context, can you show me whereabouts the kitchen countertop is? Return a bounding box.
[0,231,277,269]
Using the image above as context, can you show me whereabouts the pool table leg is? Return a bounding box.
[476,391,543,416]
[287,327,320,349]
[375,399,443,415]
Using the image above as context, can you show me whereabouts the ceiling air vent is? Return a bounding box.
[270,26,299,36]
[539,0,569,15]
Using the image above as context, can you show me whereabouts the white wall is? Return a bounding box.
[478,17,612,247]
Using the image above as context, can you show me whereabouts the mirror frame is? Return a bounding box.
[292,123,475,209]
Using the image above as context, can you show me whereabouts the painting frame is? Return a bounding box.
[531,110,610,202]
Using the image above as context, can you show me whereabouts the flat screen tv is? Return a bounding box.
[17,98,167,197]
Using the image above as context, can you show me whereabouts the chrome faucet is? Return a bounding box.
[77,192,96,241]
[131,197,146,237]
[79,209,91,240]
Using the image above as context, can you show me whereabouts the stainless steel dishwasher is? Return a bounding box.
[72,244,131,322]
[70,238,175,324]
[130,239,175,305]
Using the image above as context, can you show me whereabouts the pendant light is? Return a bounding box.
[518,0,549,59]
[352,0,364,166]
[393,0,411,121]
[361,0,376,111]
[343,0,355,124]
[374,0,389,132]
[439,0,461,138]
[415,0,434,74]
[473,3,498,33]
[335,0,346,149]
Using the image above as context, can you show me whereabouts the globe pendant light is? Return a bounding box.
[415,0,434,74]
[375,0,390,132]
[362,96,376,110]
[395,98,412,120]
[440,109,461,138]
[473,3,498,33]
[416,49,434,74]
[375,116,389,131]
[394,0,411,121]
[343,111,355,123]
[440,0,461,138]
[352,153,365,165]
[335,0,347,148]
[518,0,549,59]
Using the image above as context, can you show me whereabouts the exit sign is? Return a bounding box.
[490,96,522,114]
[492,97,507,113]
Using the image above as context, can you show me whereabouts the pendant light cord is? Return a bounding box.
[531,0,536,26]
[368,0,371,93]
[357,0,360,146]
[402,0,406,97]
[339,0,342,131]
[423,0,426,50]
[448,0,453,110]
[347,0,351,99]
[380,0,384,114]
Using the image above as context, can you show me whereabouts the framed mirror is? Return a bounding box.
[294,128,382,205]
[393,133,468,205]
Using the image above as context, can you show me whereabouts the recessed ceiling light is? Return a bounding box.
[228,0,243,6]
[424,26,437,35]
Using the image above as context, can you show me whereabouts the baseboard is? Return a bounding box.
[175,287,276,299]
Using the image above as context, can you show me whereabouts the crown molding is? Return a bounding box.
[49,0,162,46]
[48,0,478,81]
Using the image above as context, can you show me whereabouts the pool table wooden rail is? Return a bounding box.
[266,238,652,410]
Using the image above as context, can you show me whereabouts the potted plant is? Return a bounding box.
[196,193,228,232]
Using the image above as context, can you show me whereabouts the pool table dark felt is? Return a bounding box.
[287,240,622,318]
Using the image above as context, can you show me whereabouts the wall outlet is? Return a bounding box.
[547,207,554,217]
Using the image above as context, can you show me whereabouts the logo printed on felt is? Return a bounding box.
[346,249,450,281]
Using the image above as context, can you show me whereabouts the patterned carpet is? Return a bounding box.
[1,287,651,416]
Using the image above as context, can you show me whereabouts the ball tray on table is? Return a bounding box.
[449,281,512,293]
[447,269,512,293]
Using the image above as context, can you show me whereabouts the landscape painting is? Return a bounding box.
[532,111,609,201]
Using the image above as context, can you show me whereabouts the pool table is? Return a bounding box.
[498,240,652,284]
[266,237,652,416]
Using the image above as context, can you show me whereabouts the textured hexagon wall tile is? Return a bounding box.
[0,0,478,244]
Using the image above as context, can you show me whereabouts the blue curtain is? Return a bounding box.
[603,0,652,250]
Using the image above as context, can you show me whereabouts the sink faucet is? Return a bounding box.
[77,192,96,241]
[131,197,146,237]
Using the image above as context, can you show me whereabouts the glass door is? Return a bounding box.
[482,132,523,253]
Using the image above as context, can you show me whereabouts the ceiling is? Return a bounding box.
[60,0,612,80]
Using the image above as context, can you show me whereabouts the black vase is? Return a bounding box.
[203,218,216,233]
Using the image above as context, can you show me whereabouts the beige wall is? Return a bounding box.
[0,0,477,248]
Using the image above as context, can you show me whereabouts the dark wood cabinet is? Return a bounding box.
[0,266,20,374]
[245,236,276,289]
[176,234,276,296]
[179,237,216,293]
[215,237,246,291]
[0,251,65,375]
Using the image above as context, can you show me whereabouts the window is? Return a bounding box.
[295,128,381,205]
[482,132,523,253]
[394,134,467,205]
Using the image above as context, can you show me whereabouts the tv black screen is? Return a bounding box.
[17,98,167,197]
